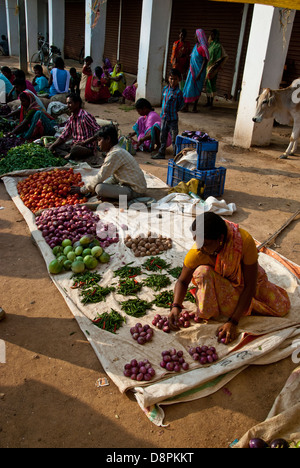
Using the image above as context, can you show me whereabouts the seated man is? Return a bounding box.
[48,93,101,160]
[71,124,147,201]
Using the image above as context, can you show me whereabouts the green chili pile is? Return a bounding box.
[143,274,171,291]
[120,298,152,317]
[117,278,143,296]
[71,272,103,289]
[113,262,142,279]
[167,267,182,279]
[142,256,170,272]
[80,285,116,304]
[92,309,126,333]
[152,290,174,308]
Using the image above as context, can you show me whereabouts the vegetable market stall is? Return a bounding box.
[1,164,300,428]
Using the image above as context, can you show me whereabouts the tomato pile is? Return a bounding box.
[17,168,88,213]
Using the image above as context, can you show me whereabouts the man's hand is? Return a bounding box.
[70,186,82,196]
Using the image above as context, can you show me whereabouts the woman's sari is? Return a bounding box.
[183,29,209,104]
[49,68,70,98]
[191,221,291,320]
[171,39,191,76]
[85,74,110,103]
[20,91,56,140]
[109,65,126,96]
[206,30,228,97]
[132,111,172,152]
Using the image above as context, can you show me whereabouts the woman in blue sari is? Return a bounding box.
[182,29,209,113]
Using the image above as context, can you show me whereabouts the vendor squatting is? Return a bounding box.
[106,452,194,464]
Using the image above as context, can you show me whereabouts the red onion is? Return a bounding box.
[130,322,154,345]
[123,359,155,381]
[160,349,189,372]
[36,204,118,248]
[189,345,219,364]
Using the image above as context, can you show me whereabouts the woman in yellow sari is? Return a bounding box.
[108,63,126,97]
[168,212,291,344]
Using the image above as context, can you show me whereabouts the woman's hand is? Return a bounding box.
[216,322,237,345]
[168,307,181,331]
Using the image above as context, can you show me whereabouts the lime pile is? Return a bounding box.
[48,236,110,275]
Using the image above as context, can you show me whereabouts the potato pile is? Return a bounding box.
[124,232,172,257]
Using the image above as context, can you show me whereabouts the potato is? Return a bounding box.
[135,252,140,257]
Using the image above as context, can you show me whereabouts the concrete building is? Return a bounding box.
[1,0,299,150]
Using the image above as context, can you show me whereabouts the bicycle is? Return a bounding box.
[30,35,62,74]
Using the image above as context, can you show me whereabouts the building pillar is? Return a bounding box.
[48,0,65,57]
[25,0,38,61]
[5,0,19,56]
[233,6,296,148]
[136,0,172,106]
[85,0,107,68]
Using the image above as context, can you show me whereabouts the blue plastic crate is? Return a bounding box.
[167,159,226,199]
[175,135,218,170]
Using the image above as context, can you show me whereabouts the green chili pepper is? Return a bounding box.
[113,262,142,279]
[80,285,115,305]
[142,256,170,272]
[152,290,174,308]
[93,309,126,334]
[71,271,102,288]
[120,298,152,317]
[167,267,182,279]
[117,278,143,296]
[142,274,171,291]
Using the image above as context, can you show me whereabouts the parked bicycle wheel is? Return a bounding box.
[30,51,43,73]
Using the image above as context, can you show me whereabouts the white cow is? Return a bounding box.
[252,79,300,159]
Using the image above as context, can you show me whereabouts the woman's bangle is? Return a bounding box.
[171,303,183,311]
[227,317,239,326]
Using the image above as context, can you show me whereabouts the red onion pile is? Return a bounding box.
[123,359,156,381]
[36,204,119,249]
[152,314,170,333]
[189,345,219,364]
[130,323,154,345]
[36,204,100,248]
[160,348,189,372]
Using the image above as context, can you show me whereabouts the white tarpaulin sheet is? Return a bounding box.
[2,165,300,426]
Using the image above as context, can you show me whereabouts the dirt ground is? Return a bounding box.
[0,56,299,449]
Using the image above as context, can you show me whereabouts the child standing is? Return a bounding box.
[69,67,81,96]
[151,68,184,160]
[80,56,93,100]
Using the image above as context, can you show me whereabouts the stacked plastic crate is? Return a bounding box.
[167,133,227,199]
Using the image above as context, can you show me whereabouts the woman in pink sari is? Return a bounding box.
[168,212,291,344]
[128,98,172,152]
